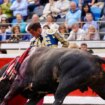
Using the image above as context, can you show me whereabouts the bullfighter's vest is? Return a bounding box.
[30,29,68,48]
[43,29,58,48]
[30,35,44,47]
[31,29,59,48]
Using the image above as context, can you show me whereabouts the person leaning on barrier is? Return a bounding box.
[80,43,94,54]
[27,22,69,48]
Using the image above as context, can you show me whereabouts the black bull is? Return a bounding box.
[0,47,105,105]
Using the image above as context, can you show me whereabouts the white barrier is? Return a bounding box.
[1,41,105,50]
[44,96,105,104]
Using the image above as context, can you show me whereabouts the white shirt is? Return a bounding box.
[42,23,59,31]
[56,0,70,17]
[67,28,86,40]
[43,1,59,17]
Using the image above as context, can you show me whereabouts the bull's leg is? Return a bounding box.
[53,71,90,105]
[89,79,105,99]
[0,77,22,105]
[53,57,94,105]
[53,78,77,105]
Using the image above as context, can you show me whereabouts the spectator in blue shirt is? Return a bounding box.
[10,0,28,20]
[82,13,98,31]
[65,1,81,29]
[12,14,27,33]
[0,25,11,41]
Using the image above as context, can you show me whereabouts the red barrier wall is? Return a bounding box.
[0,58,105,105]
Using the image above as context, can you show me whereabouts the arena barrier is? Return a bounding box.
[0,54,105,105]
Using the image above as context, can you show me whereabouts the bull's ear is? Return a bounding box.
[93,55,105,64]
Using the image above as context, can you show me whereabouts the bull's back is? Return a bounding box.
[27,47,94,73]
[24,48,95,82]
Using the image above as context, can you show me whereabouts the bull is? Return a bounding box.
[0,47,105,105]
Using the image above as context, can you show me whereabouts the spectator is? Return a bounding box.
[10,0,28,20]
[0,7,7,22]
[81,4,93,22]
[42,24,50,37]
[58,24,69,39]
[67,23,86,40]
[85,25,100,40]
[26,14,40,33]
[82,0,96,7]
[0,49,7,54]
[12,14,27,33]
[93,0,104,9]
[8,25,22,42]
[1,0,12,20]
[31,14,40,23]
[43,14,59,31]
[80,43,94,54]
[92,0,105,17]
[55,0,70,18]
[82,13,98,31]
[28,0,40,13]
[0,24,11,41]
[40,0,58,20]
[65,1,81,30]
[1,17,12,33]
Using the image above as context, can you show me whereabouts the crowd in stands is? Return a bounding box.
[0,0,105,43]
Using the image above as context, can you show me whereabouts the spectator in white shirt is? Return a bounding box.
[67,23,86,40]
[55,0,70,18]
[40,0,59,20]
[42,14,59,31]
